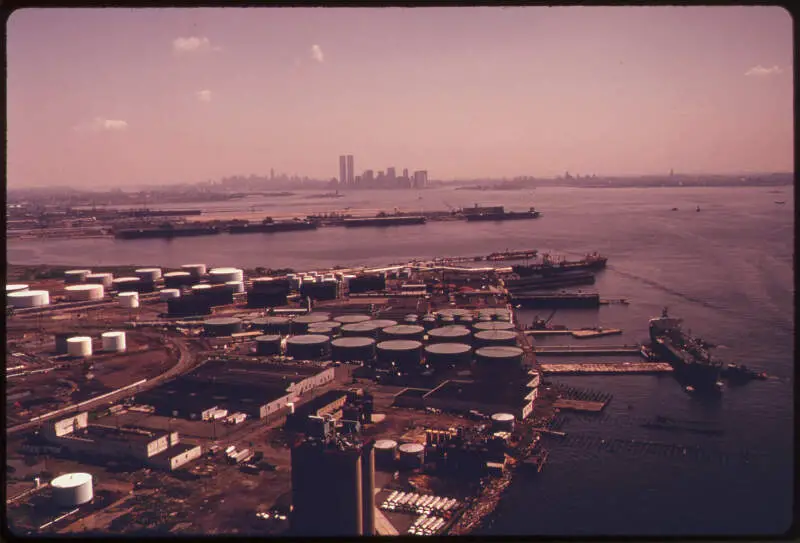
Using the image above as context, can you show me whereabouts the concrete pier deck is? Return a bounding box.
[535,345,643,356]
[540,362,674,375]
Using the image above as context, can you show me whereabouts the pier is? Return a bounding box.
[552,399,608,412]
[534,344,643,356]
[525,328,622,338]
[540,362,674,375]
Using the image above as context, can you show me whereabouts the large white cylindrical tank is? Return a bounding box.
[85,273,113,288]
[51,473,94,507]
[67,336,93,357]
[209,267,244,284]
[398,443,425,469]
[490,412,516,432]
[6,284,29,294]
[118,292,139,308]
[135,268,162,282]
[226,281,245,293]
[65,284,105,301]
[191,284,212,294]
[180,263,207,279]
[101,331,127,352]
[64,269,92,284]
[8,290,50,308]
[159,289,181,301]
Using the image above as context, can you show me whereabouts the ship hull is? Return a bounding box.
[513,258,607,277]
[465,211,541,221]
[114,227,219,239]
[650,336,721,391]
[343,217,426,227]
[228,222,318,234]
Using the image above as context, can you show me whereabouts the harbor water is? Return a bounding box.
[6,184,794,535]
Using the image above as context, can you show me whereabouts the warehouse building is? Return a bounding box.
[284,389,349,432]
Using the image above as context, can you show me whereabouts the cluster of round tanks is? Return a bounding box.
[286,334,331,359]
[64,284,104,302]
[8,290,50,308]
[291,313,331,334]
[424,342,472,367]
[474,330,518,347]
[331,336,376,363]
[376,340,423,367]
[51,473,94,507]
[255,335,282,356]
[85,273,113,288]
[427,326,472,344]
[67,336,93,357]
[380,325,425,342]
[209,267,244,284]
[203,317,243,336]
[64,269,92,284]
[307,321,342,336]
[478,308,512,321]
[118,292,140,308]
[101,331,127,352]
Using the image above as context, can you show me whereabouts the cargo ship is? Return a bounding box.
[512,253,607,277]
[505,271,596,291]
[227,218,319,234]
[511,292,600,308]
[114,225,219,239]
[648,308,723,393]
[343,216,426,227]
[464,207,541,221]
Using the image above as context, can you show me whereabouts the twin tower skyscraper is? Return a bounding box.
[339,155,355,187]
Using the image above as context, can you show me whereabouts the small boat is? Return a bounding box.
[685,385,695,393]
[671,207,679,211]
[775,201,786,205]
[696,206,701,212]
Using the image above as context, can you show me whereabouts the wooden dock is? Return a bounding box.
[552,399,607,413]
[535,345,642,356]
[540,362,674,375]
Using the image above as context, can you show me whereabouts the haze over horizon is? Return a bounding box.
[7,7,794,189]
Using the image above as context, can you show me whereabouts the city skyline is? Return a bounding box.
[7,7,793,189]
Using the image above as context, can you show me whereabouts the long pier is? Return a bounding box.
[540,362,674,375]
[534,345,643,356]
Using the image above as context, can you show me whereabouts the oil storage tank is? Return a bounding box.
[255,335,282,356]
[65,284,105,301]
[203,317,243,337]
[424,343,472,368]
[67,337,93,357]
[54,333,77,355]
[64,269,91,284]
[380,325,425,342]
[135,268,162,282]
[300,281,338,301]
[85,273,113,288]
[8,290,50,308]
[373,439,398,470]
[195,284,234,306]
[340,321,382,339]
[333,314,372,325]
[376,340,423,369]
[331,337,376,364]
[475,346,524,370]
[251,316,292,335]
[291,313,331,334]
[209,267,244,284]
[427,325,472,344]
[101,331,127,352]
[251,277,292,294]
[180,263,207,279]
[51,473,94,507]
[307,321,342,337]
[286,334,331,359]
[473,321,515,332]
[6,284,29,294]
[491,413,516,432]
[163,271,195,288]
[398,443,425,470]
[421,315,438,330]
[474,330,518,348]
[226,281,245,294]
[347,274,386,294]
[167,296,211,317]
[159,288,181,301]
[117,292,139,308]
[112,277,143,292]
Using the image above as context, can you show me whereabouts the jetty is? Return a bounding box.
[552,399,608,413]
[525,328,622,338]
[540,362,674,375]
[534,345,643,356]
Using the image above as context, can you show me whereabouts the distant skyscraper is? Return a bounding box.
[413,170,428,189]
[402,168,409,179]
[339,156,347,186]
[346,155,355,186]
[387,167,396,180]
[270,168,275,180]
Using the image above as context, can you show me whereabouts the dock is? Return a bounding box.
[525,328,622,338]
[534,345,643,356]
[540,362,674,375]
[552,399,608,413]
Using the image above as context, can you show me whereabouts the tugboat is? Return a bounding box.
[648,308,723,394]
[720,363,768,383]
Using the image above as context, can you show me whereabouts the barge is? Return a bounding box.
[227,219,318,234]
[512,253,607,277]
[504,271,596,291]
[512,292,600,308]
[343,216,426,227]
[465,208,541,221]
[114,225,219,239]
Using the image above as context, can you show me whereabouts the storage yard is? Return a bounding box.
[5,251,662,536]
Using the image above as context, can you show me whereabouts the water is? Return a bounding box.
[7,185,794,535]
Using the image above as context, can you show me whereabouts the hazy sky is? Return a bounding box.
[7,7,793,188]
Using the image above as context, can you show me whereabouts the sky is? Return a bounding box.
[6,7,794,188]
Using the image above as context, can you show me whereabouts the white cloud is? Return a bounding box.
[173,36,217,53]
[196,89,213,102]
[745,65,784,77]
[73,117,129,132]
[310,44,324,63]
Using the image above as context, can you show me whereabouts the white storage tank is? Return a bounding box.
[490,412,516,432]
[159,289,181,301]
[209,267,244,284]
[65,284,105,302]
[226,281,245,294]
[64,269,91,284]
[374,439,398,469]
[51,472,94,507]
[163,271,194,288]
[398,443,425,469]
[67,336,93,357]
[118,291,140,308]
[180,263,207,279]
[191,284,212,294]
[6,284,29,293]
[101,331,127,352]
[8,290,50,308]
[85,273,113,288]
[135,268,162,282]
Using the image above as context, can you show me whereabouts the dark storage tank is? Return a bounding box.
[333,314,372,325]
[255,334,283,356]
[291,313,332,334]
[331,337,376,363]
[203,317,243,336]
[167,296,212,317]
[379,324,425,342]
[340,321,382,339]
[307,321,343,337]
[251,316,292,335]
[376,340,423,369]
[473,330,518,348]
[54,332,77,355]
[427,325,472,344]
[474,346,524,369]
[424,342,473,367]
[286,334,331,359]
[163,271,195,289]
[473,321,515,332]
